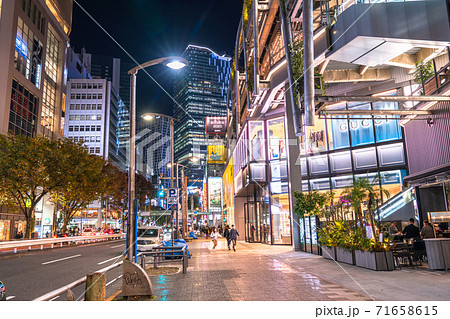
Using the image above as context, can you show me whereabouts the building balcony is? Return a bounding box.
[326,0,450,67]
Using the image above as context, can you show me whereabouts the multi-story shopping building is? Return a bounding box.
[0,0,72,240]
[226,0,450,249]
[173,44,232,188]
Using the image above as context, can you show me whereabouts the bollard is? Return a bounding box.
[84,272,106,301]
[182,250,187,274]
[67,288,75,301]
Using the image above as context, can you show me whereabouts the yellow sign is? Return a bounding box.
[208,145,225,163]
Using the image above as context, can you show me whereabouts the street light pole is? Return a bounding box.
[127,56,188,263]
[128,71,137,262]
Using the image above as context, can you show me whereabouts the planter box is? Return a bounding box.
[355,250,394,271]
[321,246,336,260]
[336,247,355,265]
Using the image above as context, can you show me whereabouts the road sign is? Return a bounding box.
[168,188,178,209]
[118,220,122,224]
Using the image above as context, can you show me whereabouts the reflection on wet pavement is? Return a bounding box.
[150,239,371,301]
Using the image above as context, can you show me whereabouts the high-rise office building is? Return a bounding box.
[77,49,134,109]
[75,49,132,166]
[136,115,172,189]
[173,45,232,188]
[0,0,73,239]
[65,78,127,171]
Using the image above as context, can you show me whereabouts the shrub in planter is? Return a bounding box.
[354,239,394,271]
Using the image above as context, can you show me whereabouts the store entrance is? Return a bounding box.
[244,202,260,242]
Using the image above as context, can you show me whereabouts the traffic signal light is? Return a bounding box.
[157,190,166,198]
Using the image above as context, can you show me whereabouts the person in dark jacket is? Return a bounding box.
[224,225,231,250]
[229,225,239,251]
[420,220,435,239]
[402,218,420,239]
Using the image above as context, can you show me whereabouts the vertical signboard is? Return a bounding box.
[208,145,225,163]
[208,177,222,213]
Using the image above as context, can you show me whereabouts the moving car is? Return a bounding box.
[81,228,97,236]
[136,226,163,251]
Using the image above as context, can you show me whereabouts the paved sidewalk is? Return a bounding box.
[149,238,450,301]
[151,239,370,301]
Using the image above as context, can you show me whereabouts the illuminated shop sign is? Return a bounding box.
[208,145,225,163]
[15,36,27,57]
[208,177,222,212]
[205,116,227,134]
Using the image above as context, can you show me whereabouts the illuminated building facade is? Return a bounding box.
[0,0,73,239]
[227,0,449,249]
[173,45,232,188]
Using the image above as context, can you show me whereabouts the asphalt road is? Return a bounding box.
[0,239,126,301]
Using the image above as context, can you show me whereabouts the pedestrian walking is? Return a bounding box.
[210,227,219,251]
[229,225,239,251]
[224,225,231,250]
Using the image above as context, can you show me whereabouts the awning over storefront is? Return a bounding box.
[404,163,450,187]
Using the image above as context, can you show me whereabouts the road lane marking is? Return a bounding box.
[42,254,81,265]
[106,275,122,287]
[111,244,123,249]
[97,255,123,265]
[6,296,15,300]
[49,295,60,301]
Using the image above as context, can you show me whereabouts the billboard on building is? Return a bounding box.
[208,177,222,213]
[208,145,225,163]
[205,116,227,135]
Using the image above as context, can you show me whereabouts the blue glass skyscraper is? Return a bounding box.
[173,45,231,188]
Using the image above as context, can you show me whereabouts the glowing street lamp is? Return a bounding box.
[127,57,188,263]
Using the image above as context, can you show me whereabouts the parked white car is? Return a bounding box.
[136,226,163,251]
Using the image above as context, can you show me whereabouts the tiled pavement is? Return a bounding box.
[150,238,372,301]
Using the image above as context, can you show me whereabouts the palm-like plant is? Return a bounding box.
[342,175,390,239]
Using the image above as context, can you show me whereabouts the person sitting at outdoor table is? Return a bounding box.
[389,221,402,236]
[420,220,435,239]
[402,218,420,239]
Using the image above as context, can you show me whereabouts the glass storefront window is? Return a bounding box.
[271,193,291,245]
[306,115,327,153]
[267,117,286,160]
[348,102,375,147]
[270,160,288,181]
[0,220,11,241]
[15,17,43,89]
[327,103,350,150]
[373,101,402,142]
[249,121,265,161]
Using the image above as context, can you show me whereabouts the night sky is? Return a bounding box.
[69,0,242,115]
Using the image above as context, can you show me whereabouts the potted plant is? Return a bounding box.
[354,238,394,271]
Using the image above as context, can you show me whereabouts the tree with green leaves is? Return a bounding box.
[52,141,109,234]
[293,189,334,218]
[0,134,71,238]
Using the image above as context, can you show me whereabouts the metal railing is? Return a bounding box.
[33,259,125,301]
[0,234,125,253]
[33,247,189,301]
[139,246,189,274]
